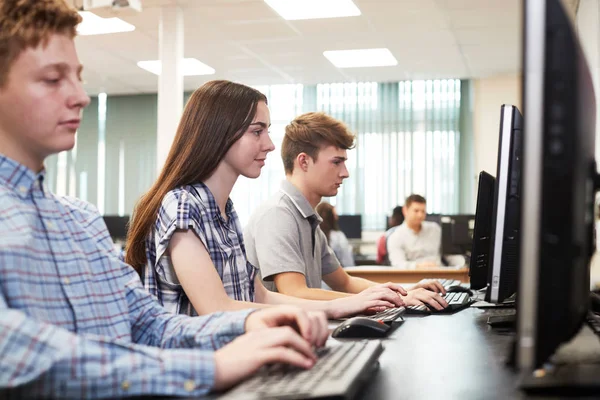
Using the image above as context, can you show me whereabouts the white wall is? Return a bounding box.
[472,73,521,202]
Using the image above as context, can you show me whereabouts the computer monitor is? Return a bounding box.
[486,105,523,303]
[440,214,475,256]
[516,0,597,382]
[425,213,442,225]
[102,215,130,241]
[469,171,496,290]
[337,215,362,239]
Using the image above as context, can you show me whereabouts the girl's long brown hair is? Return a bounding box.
[315,202,339,242]
[125,80,267,273]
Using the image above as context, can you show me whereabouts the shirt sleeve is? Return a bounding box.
[121,263,253,350]
[249,207,309,282]
[0,289,250,399]
[153,189,212,286]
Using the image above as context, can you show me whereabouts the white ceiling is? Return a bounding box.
[74,0,580,95]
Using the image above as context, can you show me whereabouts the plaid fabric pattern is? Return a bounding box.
[0,155,253,399]
[143,183,256,316]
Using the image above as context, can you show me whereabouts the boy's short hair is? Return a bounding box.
[281,112,355,174]
[0,0,81,87]
[405,194,427,208]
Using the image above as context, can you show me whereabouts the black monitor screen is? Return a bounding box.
[337,215,362,239]
[470,171,496,290]
[486,104,523,304]
[517,0,597,376]
[441,215,475,256]
[103,215,130,241]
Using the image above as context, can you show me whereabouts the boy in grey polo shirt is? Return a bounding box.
[244,112,448,310]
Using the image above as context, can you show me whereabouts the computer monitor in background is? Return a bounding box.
[425,213,442,225]
[486,104,523,304]
[103,215,130,242]
[338,215,362,239]
[469,171,496,290]
[440,214,475,257]
[516,0,598,387]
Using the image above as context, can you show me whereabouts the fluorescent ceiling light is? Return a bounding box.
[264,0,360,20]
[323,48,398,68]
[77,11,135,35]
[137,58,216,76]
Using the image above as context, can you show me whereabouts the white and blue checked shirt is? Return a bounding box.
[0,154,254,399]
[143,183,256,315]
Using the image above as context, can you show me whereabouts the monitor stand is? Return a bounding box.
[520,324,600,394]
[520,364,600,395]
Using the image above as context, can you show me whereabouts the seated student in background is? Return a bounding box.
[243,112,448,310]
[315,202,355,267]
[126,80,405,320]
[387,194,442,269]
[377,205,404,264]
[0,2,329,397]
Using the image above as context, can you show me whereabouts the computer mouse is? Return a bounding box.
[332,317,391,339]
[446,285,474,296]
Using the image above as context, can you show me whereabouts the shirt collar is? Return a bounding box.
[279,180,320,222]
[191,182,234,222]
[0,153,46,199]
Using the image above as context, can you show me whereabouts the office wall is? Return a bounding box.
[472,73,521,204]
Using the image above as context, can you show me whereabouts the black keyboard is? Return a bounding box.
[219,340,384,399]
[406,291,472,314]
[366,306,405,324]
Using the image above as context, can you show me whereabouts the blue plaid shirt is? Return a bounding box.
[143,183,256,316]
[0,155,254,399]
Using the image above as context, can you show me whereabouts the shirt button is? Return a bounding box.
[18,186,27,194]
[184,380,195,392]
[63,277,71,285]
[121,380,130,390]
[46,221,55,229]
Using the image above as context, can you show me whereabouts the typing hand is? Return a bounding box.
[329,283,407,319]
[411,279,446,295]
[245,306,328,348]
[402,288,448,311]
[214,326,316,391]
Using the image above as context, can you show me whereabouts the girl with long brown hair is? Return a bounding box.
[126,80,405,318]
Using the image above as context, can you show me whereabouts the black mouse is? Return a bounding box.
[332,317,391,339]
[446,285,473,296]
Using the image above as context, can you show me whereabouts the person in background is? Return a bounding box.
[377,205,404,264]
[316,202,355,267]
[126,80,406,320]
[244,112,448,310]
[387,194,442,269]
[0,1,329,397]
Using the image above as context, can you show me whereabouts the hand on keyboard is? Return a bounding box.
[411,279,447,295]
[214,325,319,391]
[328,282,407,319]
[402,288,448,311]
[245,307,329,347]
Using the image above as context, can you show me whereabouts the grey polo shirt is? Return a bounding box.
[243,180,340,292]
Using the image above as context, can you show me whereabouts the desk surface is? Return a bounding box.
[355,308,600,400]
[345,266,470,283]
[356,308,518,399]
